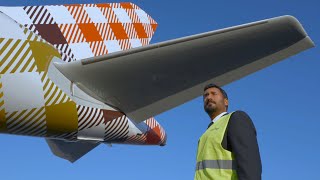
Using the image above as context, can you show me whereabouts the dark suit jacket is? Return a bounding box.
[216,111,262,180]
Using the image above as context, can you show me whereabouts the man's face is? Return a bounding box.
[203,87,228,115]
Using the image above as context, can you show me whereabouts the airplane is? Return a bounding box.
[0,2,314,163]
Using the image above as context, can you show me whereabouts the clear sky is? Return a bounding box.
[0,0,319,179]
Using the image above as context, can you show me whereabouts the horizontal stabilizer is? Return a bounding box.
[54,15,315,123]
[46,138,99,163]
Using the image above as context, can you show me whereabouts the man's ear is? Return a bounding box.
[224,99,229,107]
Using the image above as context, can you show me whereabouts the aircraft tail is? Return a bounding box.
[0,3,163,145]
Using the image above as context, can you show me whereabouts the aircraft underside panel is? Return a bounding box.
[46,138,100,163]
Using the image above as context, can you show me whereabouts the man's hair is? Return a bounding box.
[203,83,228,99]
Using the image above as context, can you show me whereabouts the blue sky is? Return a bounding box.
[0,0,319,179]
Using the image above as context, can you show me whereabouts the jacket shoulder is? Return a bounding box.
[228,111,256,133]
[231,110,249,117]
[230,111,251,122]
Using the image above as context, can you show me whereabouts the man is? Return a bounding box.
[194,84,262,180]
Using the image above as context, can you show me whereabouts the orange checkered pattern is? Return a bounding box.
[2,3,158,62]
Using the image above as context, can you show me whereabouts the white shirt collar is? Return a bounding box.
[211,112,227,123]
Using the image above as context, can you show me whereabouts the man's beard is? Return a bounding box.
[204,103,216,116]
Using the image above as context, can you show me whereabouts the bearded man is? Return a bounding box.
[194,84,262,180]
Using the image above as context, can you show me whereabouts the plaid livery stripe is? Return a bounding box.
[77,105,104,131]
[124,117,166,145]
[22,25,45,42]
[159,124,166,145]
[146,117,167,145]
[23,6,55,24]
[140,38,150,46]
[125,134,147,144]
[104,115,129,141]
[146,117,158,129]
[25,24,39,34]
[0,82,4,111]
[95,23,116,40]
[65,5,93,24]
[39,71,71,106]
[0,38,38,74]
[58,24,86,43]
[53,44,75,62]
[118,39,132,50]
[6,107,46,136]
[88,41,108,56]
[123,23,138,39]
[125,9,141,23]
[98,5,120,23]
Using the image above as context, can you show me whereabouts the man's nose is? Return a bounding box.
[205,96,212,103]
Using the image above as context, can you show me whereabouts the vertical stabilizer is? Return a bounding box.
[0,3,158,61]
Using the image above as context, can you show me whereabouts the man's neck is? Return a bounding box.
[210,111,227,123]
[210,111,225,120]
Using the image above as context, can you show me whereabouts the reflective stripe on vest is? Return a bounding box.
[196,160,237,170]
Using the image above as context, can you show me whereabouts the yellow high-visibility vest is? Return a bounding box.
[194,113,238,180]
